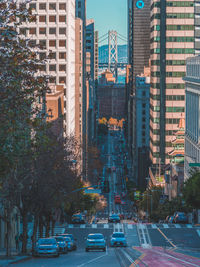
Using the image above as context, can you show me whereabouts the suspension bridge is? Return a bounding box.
[98,31,128,81]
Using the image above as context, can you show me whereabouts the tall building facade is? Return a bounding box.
[127,0,151,184]
[26,0,76,136]
[184,56,200,180]
[75,18,83,143]
[150,0,195,165]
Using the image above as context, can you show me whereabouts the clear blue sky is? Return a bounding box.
[86,0,127,45]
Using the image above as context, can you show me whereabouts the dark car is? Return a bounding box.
[108,214,120,223]
[60,234,77,250]
[174,212,188,224]
[71,214,85,224]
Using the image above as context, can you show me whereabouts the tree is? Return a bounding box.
[183,171,200,209]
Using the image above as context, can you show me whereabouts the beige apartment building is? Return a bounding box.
[150,0,195,165]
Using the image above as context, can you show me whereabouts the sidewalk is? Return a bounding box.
[0,250,31,266]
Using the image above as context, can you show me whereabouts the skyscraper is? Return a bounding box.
[150,0,194,165]
[26,0,76,136]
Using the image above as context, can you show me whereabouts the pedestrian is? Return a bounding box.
[15,234,19,253]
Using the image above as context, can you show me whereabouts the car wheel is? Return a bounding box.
[55,253,60,258]
[74,245,77,250]
[85,248,89,252]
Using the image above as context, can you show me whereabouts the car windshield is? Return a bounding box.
[55,237,64,242]
[112,233,124,238]
[111,215,119,218]
[88,234,103,240]
[38,239,56,245]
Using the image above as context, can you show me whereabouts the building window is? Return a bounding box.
[49,40,56,47]
[59,77,66,83]
[78,2,81,8]
[59,65,66,72]
[59,3,66,10]
[39,40,46,49]
[142,110,146,115]
[49,28,56,34]
[39,3,46,10]
[49,77,56,84]
[142,103,146,108]
[39,64,46,71]
[59,28,66,35]
[49,15,56,23]
[20,28,26,35]
[142,124,146,129]
[49,3,56,10]
[39,52,46,60]
[49,64,56,71]
[29,3,36,10]
[59,16,66,23]
[29,28,36,35]
[49,52,56,59]
[59,40,66,47]
[78,11,81,17]
[29,40,36,47]
[142,131,145,137]
[39,27,46,34]
[59,52,66,59]
[39,16,46,23]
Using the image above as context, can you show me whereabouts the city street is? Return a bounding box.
[15,130,200,266]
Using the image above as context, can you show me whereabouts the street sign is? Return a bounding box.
[84,189,102,194]
[189,163,200,167]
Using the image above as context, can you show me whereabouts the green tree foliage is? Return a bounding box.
[183,171,200,209]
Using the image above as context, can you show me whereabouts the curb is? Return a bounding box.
[10,255,32,265]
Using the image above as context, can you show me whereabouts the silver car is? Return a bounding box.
[34,238,59,257]
[85,233,106,252]
[110,232,127,247]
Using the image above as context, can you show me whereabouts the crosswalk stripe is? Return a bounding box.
[92,224,97,228]
[80,224,86,228]
[104,224,109,229]
[163,224,169,228]
[186,224,192,228]
[174,224,181,228]
[127,224,133,229]
[68,224,74,228]
[152,224,157,229]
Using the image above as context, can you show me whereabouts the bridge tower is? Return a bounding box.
[108,30,118,81]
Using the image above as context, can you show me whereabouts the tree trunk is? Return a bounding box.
[45,215,50,237]
[51,219,56,236]
[6,214,12,257]
[32,214,38,252]
[22,213,28,254]
[39,215,43,238]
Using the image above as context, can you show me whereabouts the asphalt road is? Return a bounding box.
[15,130,200,266]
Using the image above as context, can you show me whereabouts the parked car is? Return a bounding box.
[110,232,127,247]
[71,214,85,224]
[108,214,120,223]
[60,234,77,250]
[33,238,59,257]
[174,212,188,224]
[53,236,68,254]
[85,233,106,252]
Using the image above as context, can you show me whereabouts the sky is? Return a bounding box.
[86,0,127,46]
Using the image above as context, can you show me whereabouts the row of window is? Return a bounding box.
[151,72,185,77]
[30,3,66,11]
[151,83,185,89]
[48,76,66,84]
[150,105,185,113]
[151,60,186,66]
[22,27,67,35]
[151,36,194,43]
[151,1,194,9]
[39,52,66,60]
[29,39,66,48]
[150,116,181,125]
[151,25,194,32]
[39,64,67,72]
[38,15,67,23]
[151,13,194,20]
[151,48,194,54]
[150,127,182,137]
[150,94,185,101]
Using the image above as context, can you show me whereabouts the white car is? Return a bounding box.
[85,233,106,252]
[110,232,127,247]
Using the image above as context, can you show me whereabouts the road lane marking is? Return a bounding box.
[151,224,157,229]
[163,224,169,228]
[157,228,176,248]
[77,250,108,267]
[104,224,109,229]
[80,224,86,228]
[120,249,137,266]
[186,224,192,228]
[68,224,73,228]
[174,224,181,228]
[128,224,133,229]
[92,224,97,228]
[197,229,200,237]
